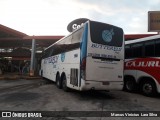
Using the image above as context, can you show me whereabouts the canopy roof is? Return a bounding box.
[0,24,63,48]
[0,24,157,58]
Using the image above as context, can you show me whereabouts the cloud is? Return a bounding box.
[73,0,159,34]
[0,0,159,35]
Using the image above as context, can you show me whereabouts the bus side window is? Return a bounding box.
[155,39,160,56]
[125,45,132,59]
[132,43,143,58]
[144,41,155,57]
[44,48,51,58]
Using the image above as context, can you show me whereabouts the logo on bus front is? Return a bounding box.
[102,29,114,43]
[61,53,65,62]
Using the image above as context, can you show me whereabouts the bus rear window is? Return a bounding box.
[90,21,123,47]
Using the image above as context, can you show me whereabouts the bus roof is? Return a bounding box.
[125,34,160,45]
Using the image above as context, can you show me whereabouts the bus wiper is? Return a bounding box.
[92,56,120,61]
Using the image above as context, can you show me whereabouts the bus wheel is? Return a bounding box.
[56,74,62,89]
[124,79,136,92]
[141,80,157,96]
[62,75,69,92]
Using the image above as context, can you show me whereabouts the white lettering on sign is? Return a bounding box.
[72,23,84,30]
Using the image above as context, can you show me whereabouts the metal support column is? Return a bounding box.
[30,38,36,76]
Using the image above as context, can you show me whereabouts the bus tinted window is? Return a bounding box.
[125,45,132,59]
[155,39,160,56]
[50,28,83,56]
[90,21,123,47]
[132,43,143,58]
[144,41,155,57]
[42,47,52,58]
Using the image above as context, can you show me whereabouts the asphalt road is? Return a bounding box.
[0,79,160,120]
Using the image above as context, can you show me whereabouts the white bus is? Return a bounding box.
[124,35,160,96]
[40,20,124,91]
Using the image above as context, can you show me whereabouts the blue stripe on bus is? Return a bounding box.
[79,23,88,87]
[80,23,88,63]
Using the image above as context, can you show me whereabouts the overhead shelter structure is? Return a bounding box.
[0,24,157,76]
[0,24,63,75]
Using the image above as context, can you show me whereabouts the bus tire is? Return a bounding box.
[62,75,69,92]
[124,77,137,92]
[56,74,62,89]
[140,80,157,97]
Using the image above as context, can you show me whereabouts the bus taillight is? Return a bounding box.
[81,58,86,70]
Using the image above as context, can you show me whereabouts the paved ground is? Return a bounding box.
[0,79,160,120]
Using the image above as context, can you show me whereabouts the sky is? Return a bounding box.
[0,0,159,36]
